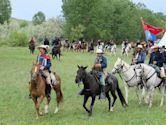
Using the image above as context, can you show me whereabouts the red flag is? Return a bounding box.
[143,22,164,35]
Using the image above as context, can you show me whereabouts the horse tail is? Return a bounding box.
[116,85,127,107]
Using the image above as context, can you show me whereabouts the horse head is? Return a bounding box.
[112,58,125,74]
[75,65,88,84]
[31,61,40,80]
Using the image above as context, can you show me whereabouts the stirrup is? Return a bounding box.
[99,93,106,99]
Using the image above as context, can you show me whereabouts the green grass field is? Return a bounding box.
[0,47,166,125]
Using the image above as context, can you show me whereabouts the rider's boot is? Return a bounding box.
[99,85,106,99]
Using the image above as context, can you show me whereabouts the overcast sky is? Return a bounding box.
[10,0,166,20]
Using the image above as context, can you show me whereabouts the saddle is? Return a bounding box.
[90,70,109,85]
[149,64,161,78]
[90,70,100,84]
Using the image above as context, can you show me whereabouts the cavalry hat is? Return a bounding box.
[96,49,104,54]
[38,45,47,49]
[151,44,159,49]
[136,45,143,49]
[38,45,49,52]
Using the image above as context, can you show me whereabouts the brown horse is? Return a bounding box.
[28,42,35,54]
[29,62,63,119]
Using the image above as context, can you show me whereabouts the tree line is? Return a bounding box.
[0,0,63,47]
[62,0,166,43]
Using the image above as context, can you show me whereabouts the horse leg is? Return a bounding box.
[140,86,146,104]
[159,85,165,107]
[45,96,51,114]
[136,86,142,104]
[89,96,96,116]
[83,95,90,114]
[148,87,155,108]
[32,96,38,117]
[35,95,44,118]
[58,53,61,61]
[124,84,129,104]
[110,90,117,112]
[105,92,111,111]
[54,85,63,114]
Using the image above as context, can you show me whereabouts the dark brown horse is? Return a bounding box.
[75,66,127,116]
[52,46,61,60]
[28,42,35,54]
[29,62,63,119]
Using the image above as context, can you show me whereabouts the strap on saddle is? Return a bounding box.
[149,64,161,78]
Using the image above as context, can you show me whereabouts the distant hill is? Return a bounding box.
[10,17,31,24]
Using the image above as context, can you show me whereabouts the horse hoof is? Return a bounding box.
[88,112,92,116]
[123,104,128,108]
[54,107,59,114]
[44,105,49,114]
[39,112,43,116]
[110,107,114,112]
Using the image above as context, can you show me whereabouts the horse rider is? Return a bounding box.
[161,46,166,62]
[160,45,166,79]
[37,45,56,87]
[149,44,165,78]
[44,37,50,46]
[52,37,61,48]
[132,45,146,65]
[93,49,107,99]
[96,40,104,51]
[29,37,35,45]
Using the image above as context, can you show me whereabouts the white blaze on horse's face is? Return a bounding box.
[112,58,123,74]
[34,67,37,73]
[31,65,39,80]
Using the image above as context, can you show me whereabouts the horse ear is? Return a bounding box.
[77,65,80,69]
[83,66,88,70]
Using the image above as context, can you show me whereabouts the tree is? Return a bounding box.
[62,0,166,43]
[0,0,11,24]
[32,11,46,25]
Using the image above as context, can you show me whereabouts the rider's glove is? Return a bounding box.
[40,66,45,70]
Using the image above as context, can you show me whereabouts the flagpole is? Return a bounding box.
[140,17,147,42]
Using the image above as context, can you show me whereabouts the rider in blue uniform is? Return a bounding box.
[94,49,107,99]
[132,45,146,65]
[37,45,56,86]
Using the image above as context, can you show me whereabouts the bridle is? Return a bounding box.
[31,65,40,81]
[113,61,137,85]
[139,64,156,82]
[113,61,129,74]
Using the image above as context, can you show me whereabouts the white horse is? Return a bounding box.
[111,58,143,104]
[109,44,116,55]
[136,63,165,107]
[112,58,165,107]
[122,43,131,56]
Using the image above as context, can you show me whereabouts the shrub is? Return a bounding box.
[9,32,28,47]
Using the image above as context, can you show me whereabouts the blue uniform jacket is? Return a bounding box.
[135,52,146,64]
[149,51,165,67]
[37,54,51,70]
[95,56,107,69]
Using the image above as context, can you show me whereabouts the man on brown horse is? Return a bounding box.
[37,45,56,87]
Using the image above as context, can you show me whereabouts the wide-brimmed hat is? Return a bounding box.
[96,49,104,54]
[38,45,49,52]
[136,45,143,49]
[151,44,159,49]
